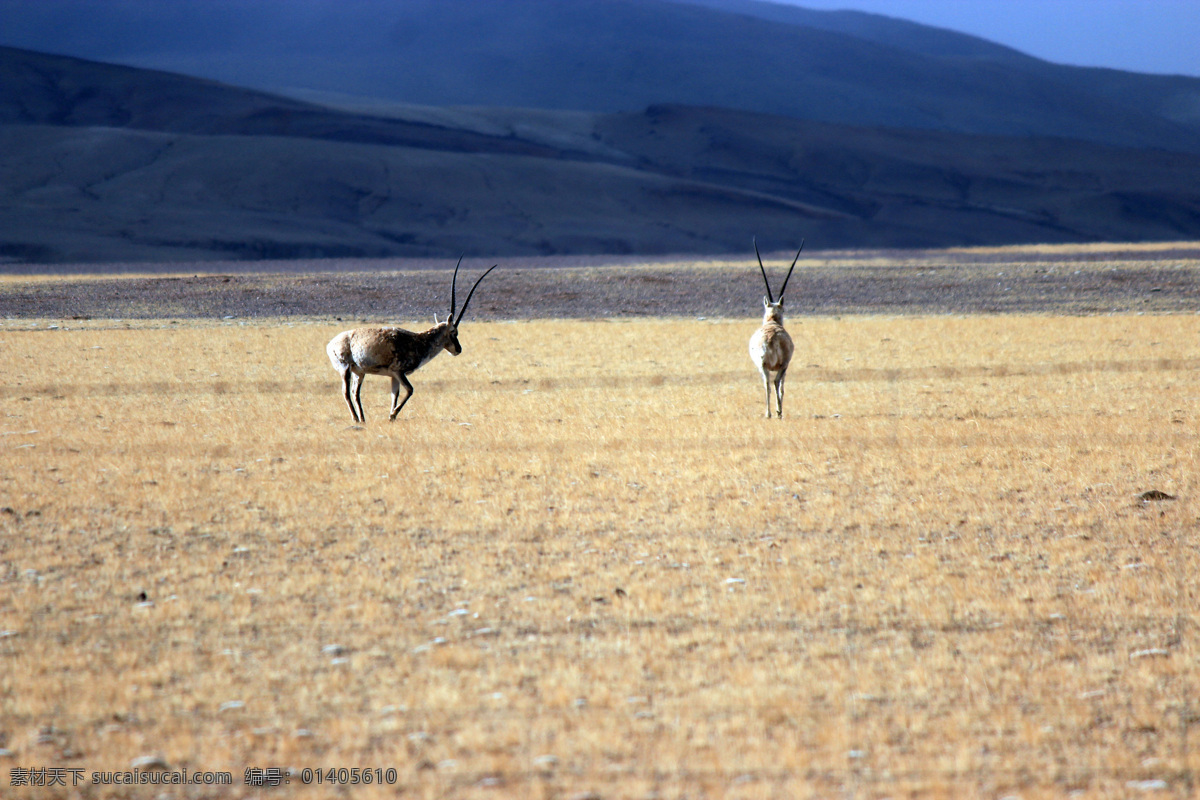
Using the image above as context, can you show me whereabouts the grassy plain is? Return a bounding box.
[1,313,1198,798]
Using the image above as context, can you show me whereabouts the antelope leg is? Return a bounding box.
[389,375,415,421]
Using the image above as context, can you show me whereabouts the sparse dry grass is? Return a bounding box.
[1,314,1198,799]
[945,240,1200,256]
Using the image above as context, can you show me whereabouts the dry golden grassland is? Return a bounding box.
[1,313,1198,799]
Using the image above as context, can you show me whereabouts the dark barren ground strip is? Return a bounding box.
[2,249,1200,320]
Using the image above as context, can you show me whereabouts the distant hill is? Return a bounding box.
[1,0,1199,154]
[2,46,1200,264]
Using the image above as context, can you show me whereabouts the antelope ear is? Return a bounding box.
[762,296,771,308]
[434,312,440,325]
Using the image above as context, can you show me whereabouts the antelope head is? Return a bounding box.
[754,237,803,324]
[433,255,498,356]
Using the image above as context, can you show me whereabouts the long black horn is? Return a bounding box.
[777,239,804,300]
[454,265,497,326]
[753,237,774,303]
[449,254,465,320]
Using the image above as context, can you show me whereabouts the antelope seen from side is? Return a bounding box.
[748,238,803,418]
[326,258,497,423]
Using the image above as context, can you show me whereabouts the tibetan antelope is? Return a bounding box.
[748,238,803,418]
[326,258,497,423]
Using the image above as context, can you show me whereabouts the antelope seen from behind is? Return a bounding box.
[748,238,803,418]
[326,258,497,423]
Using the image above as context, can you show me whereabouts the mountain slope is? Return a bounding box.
[673,0,1033,62]
[3,48,1200,264]
[1,0,1198,154]
[684,0,1200,130]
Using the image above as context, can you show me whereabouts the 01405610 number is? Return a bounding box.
[300,768,398,785]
